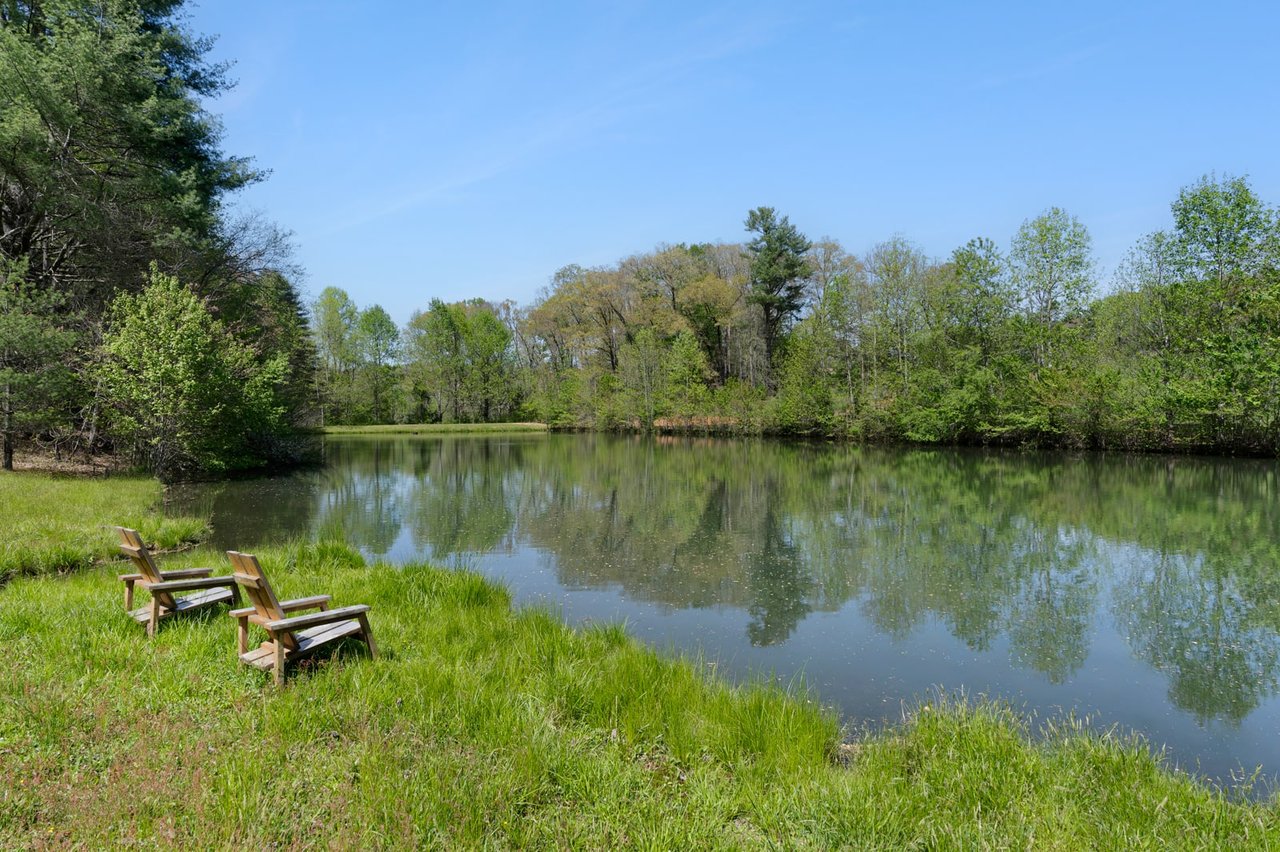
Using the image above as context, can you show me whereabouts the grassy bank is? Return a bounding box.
[321,422,548,435]
[0,471,206,582]
[1,534,1276,848]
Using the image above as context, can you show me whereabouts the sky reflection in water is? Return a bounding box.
[173,434,1280,791]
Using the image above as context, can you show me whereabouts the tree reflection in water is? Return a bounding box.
[185,434,1280,728]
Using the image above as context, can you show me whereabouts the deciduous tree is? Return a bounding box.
[99,267,286,478]
[1010,208,1094,367]
[355,305,400,423]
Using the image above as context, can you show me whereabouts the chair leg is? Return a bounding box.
[237,617,249,655]
[148,598,160,637]
[358,614,378,659]
[124,579,135,611]
[273,640,286,686]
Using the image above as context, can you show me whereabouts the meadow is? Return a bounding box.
[0,472,206,582]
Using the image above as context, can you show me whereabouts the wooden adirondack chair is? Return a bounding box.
[115,526,240,636]
[226,551,377,685]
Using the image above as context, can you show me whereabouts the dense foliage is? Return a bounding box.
[316,176,1279,455]
[0,0,315,476]
[4,5,1275,461]
[99,267,289,478]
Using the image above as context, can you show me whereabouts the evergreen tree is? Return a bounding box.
[0,0,259,302]
[744,207,812,379]
[0,257,77,468]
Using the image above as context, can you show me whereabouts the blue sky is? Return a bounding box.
[188,1,1280,324]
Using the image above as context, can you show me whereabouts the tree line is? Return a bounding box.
[315,175,1280,456]
[1,1,316,478]
[4,2,1276,479]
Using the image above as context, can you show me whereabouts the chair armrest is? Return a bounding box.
[280,595,331,612]
[265,604,370,633]
[160,567,214,579]
[119,573,144,583]
[230,596,329,620]
[145,576,238,593]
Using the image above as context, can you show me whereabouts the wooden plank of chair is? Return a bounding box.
[159,568,214,579]
[240,644,277,669]
[357,613,378,658]
[280,595,332,612]
[232,571,263,590]
[145,576,239,593]
[128,588,235,623]
[231,594,330,614]
[293,620,364,654]
[173,588,235,609]
[264,604,371,634]
[119,573,144,609]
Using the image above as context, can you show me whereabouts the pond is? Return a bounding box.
[173,433,1280,790]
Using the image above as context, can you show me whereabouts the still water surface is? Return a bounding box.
[174,434,1280,789]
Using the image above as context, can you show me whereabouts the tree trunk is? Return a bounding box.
[84,376,105,460]
[4,380,14,470]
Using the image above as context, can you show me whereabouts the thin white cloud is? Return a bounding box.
[316,6,779,237]
[971,43,1109,91]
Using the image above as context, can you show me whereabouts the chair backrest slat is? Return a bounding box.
[227,551,298,650]
[227,552,285,620]
[116,526,175,609]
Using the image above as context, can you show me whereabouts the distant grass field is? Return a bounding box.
[0,471,206,582]
[1,526,1276,846]
[321,422,548,435]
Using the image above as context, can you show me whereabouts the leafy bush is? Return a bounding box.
[99,266,289,479]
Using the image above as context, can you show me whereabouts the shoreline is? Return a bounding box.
[318,422,549,435]
[303,420,1276,459]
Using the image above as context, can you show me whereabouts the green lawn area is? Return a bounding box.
[321,422,548,435]
[0,474,1276,847]
[0,471,206,582]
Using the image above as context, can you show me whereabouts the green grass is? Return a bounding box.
[1,534,1276,848]
[0,471,207,582]
[321,422,548,435]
